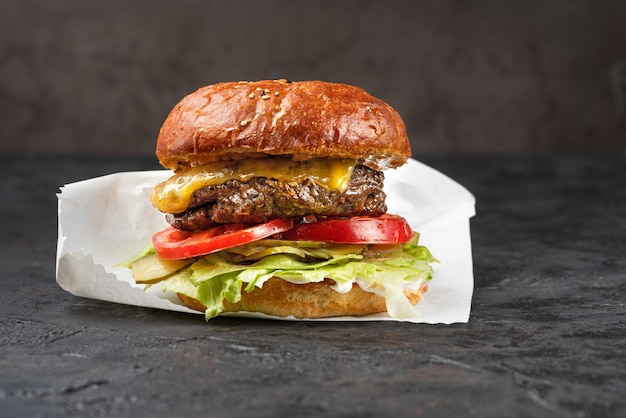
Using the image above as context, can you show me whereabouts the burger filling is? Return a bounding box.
[167,164,386,230]
[124,156,437,321]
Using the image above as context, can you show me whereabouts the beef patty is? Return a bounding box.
[167,165,387,230]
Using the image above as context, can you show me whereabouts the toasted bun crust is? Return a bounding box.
[178,278,428,319]
[156,80,411,172]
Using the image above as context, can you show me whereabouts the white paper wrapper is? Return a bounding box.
[56,158,476,323]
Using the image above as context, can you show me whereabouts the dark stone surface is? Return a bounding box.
[1,154,625,417]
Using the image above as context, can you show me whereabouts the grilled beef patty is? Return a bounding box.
[167,165,386,230]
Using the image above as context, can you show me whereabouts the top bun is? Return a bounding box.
[156,80,411,171]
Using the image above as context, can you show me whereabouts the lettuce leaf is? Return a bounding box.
[150,234,436,320]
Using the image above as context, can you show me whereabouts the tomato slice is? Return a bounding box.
[280,214,413,244]
[153,218,295,260]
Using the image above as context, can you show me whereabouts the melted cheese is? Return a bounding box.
[151,158,356,213]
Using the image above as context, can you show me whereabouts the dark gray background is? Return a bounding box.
[1,0,625,156]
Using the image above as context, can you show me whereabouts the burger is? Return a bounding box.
[125,79,436,320]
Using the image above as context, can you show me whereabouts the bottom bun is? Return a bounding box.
[178,278,428,319]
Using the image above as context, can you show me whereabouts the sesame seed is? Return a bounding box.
[274,91,279,96]
[248,93,255,99]
[240,120,248,126]
[261,95,270,99]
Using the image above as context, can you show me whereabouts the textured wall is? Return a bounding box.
[1,0,625,156]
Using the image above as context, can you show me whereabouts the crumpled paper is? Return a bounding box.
[56,158,476,323]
